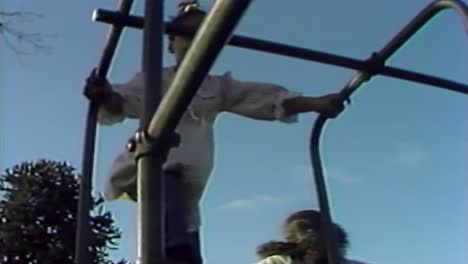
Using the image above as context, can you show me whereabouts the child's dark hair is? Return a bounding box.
[256,210,349,262]
[171,1,206,26]
[168,1,207,42]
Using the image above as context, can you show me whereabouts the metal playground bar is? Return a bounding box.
[76,0,468,263]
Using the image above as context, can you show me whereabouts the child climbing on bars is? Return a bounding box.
[83,1,346,263]
[255,210,370,264]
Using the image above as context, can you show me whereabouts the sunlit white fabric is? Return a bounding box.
[99,66,301,231]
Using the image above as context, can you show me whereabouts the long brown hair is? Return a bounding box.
[256,210,349,262]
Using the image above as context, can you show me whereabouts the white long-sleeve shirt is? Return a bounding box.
[256,255,369,264]
[99,66,301,231]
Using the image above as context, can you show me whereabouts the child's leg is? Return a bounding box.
[189,230,203,264]
[165,171,201,264]
[117,170,201,263]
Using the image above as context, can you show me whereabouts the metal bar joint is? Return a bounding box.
[127,129,180,161]
[363,52,386,79]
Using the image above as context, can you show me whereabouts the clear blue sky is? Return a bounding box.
[3,0,467,263]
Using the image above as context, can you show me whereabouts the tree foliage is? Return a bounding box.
[0,159,127,263]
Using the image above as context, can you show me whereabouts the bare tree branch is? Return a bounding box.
[0,11,44,20]
[0,10,54,57]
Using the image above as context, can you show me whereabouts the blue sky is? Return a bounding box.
[2,0,467,263]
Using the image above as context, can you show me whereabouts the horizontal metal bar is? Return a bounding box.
[92,8,468,96]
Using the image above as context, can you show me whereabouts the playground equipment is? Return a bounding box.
[76,0,468,263]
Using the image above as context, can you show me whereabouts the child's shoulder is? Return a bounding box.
[126,67,175,84]
[152,65,235,81]
[209,70,233,80]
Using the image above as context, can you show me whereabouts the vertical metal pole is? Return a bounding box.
[137,0,164,263]
[138,1,254,262]
[76,1,134,263]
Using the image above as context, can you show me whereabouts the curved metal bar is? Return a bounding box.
[341,0,468,98]
[434,0,468,33]
[76,1,134,263]
[310,1,468,264]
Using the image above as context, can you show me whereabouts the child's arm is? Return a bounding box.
[84,71,145,125]
[97,77,143,125]
[219,72,344,122]
[282,94,344,117]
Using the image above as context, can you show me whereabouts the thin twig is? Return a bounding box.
[0,10,53,58]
